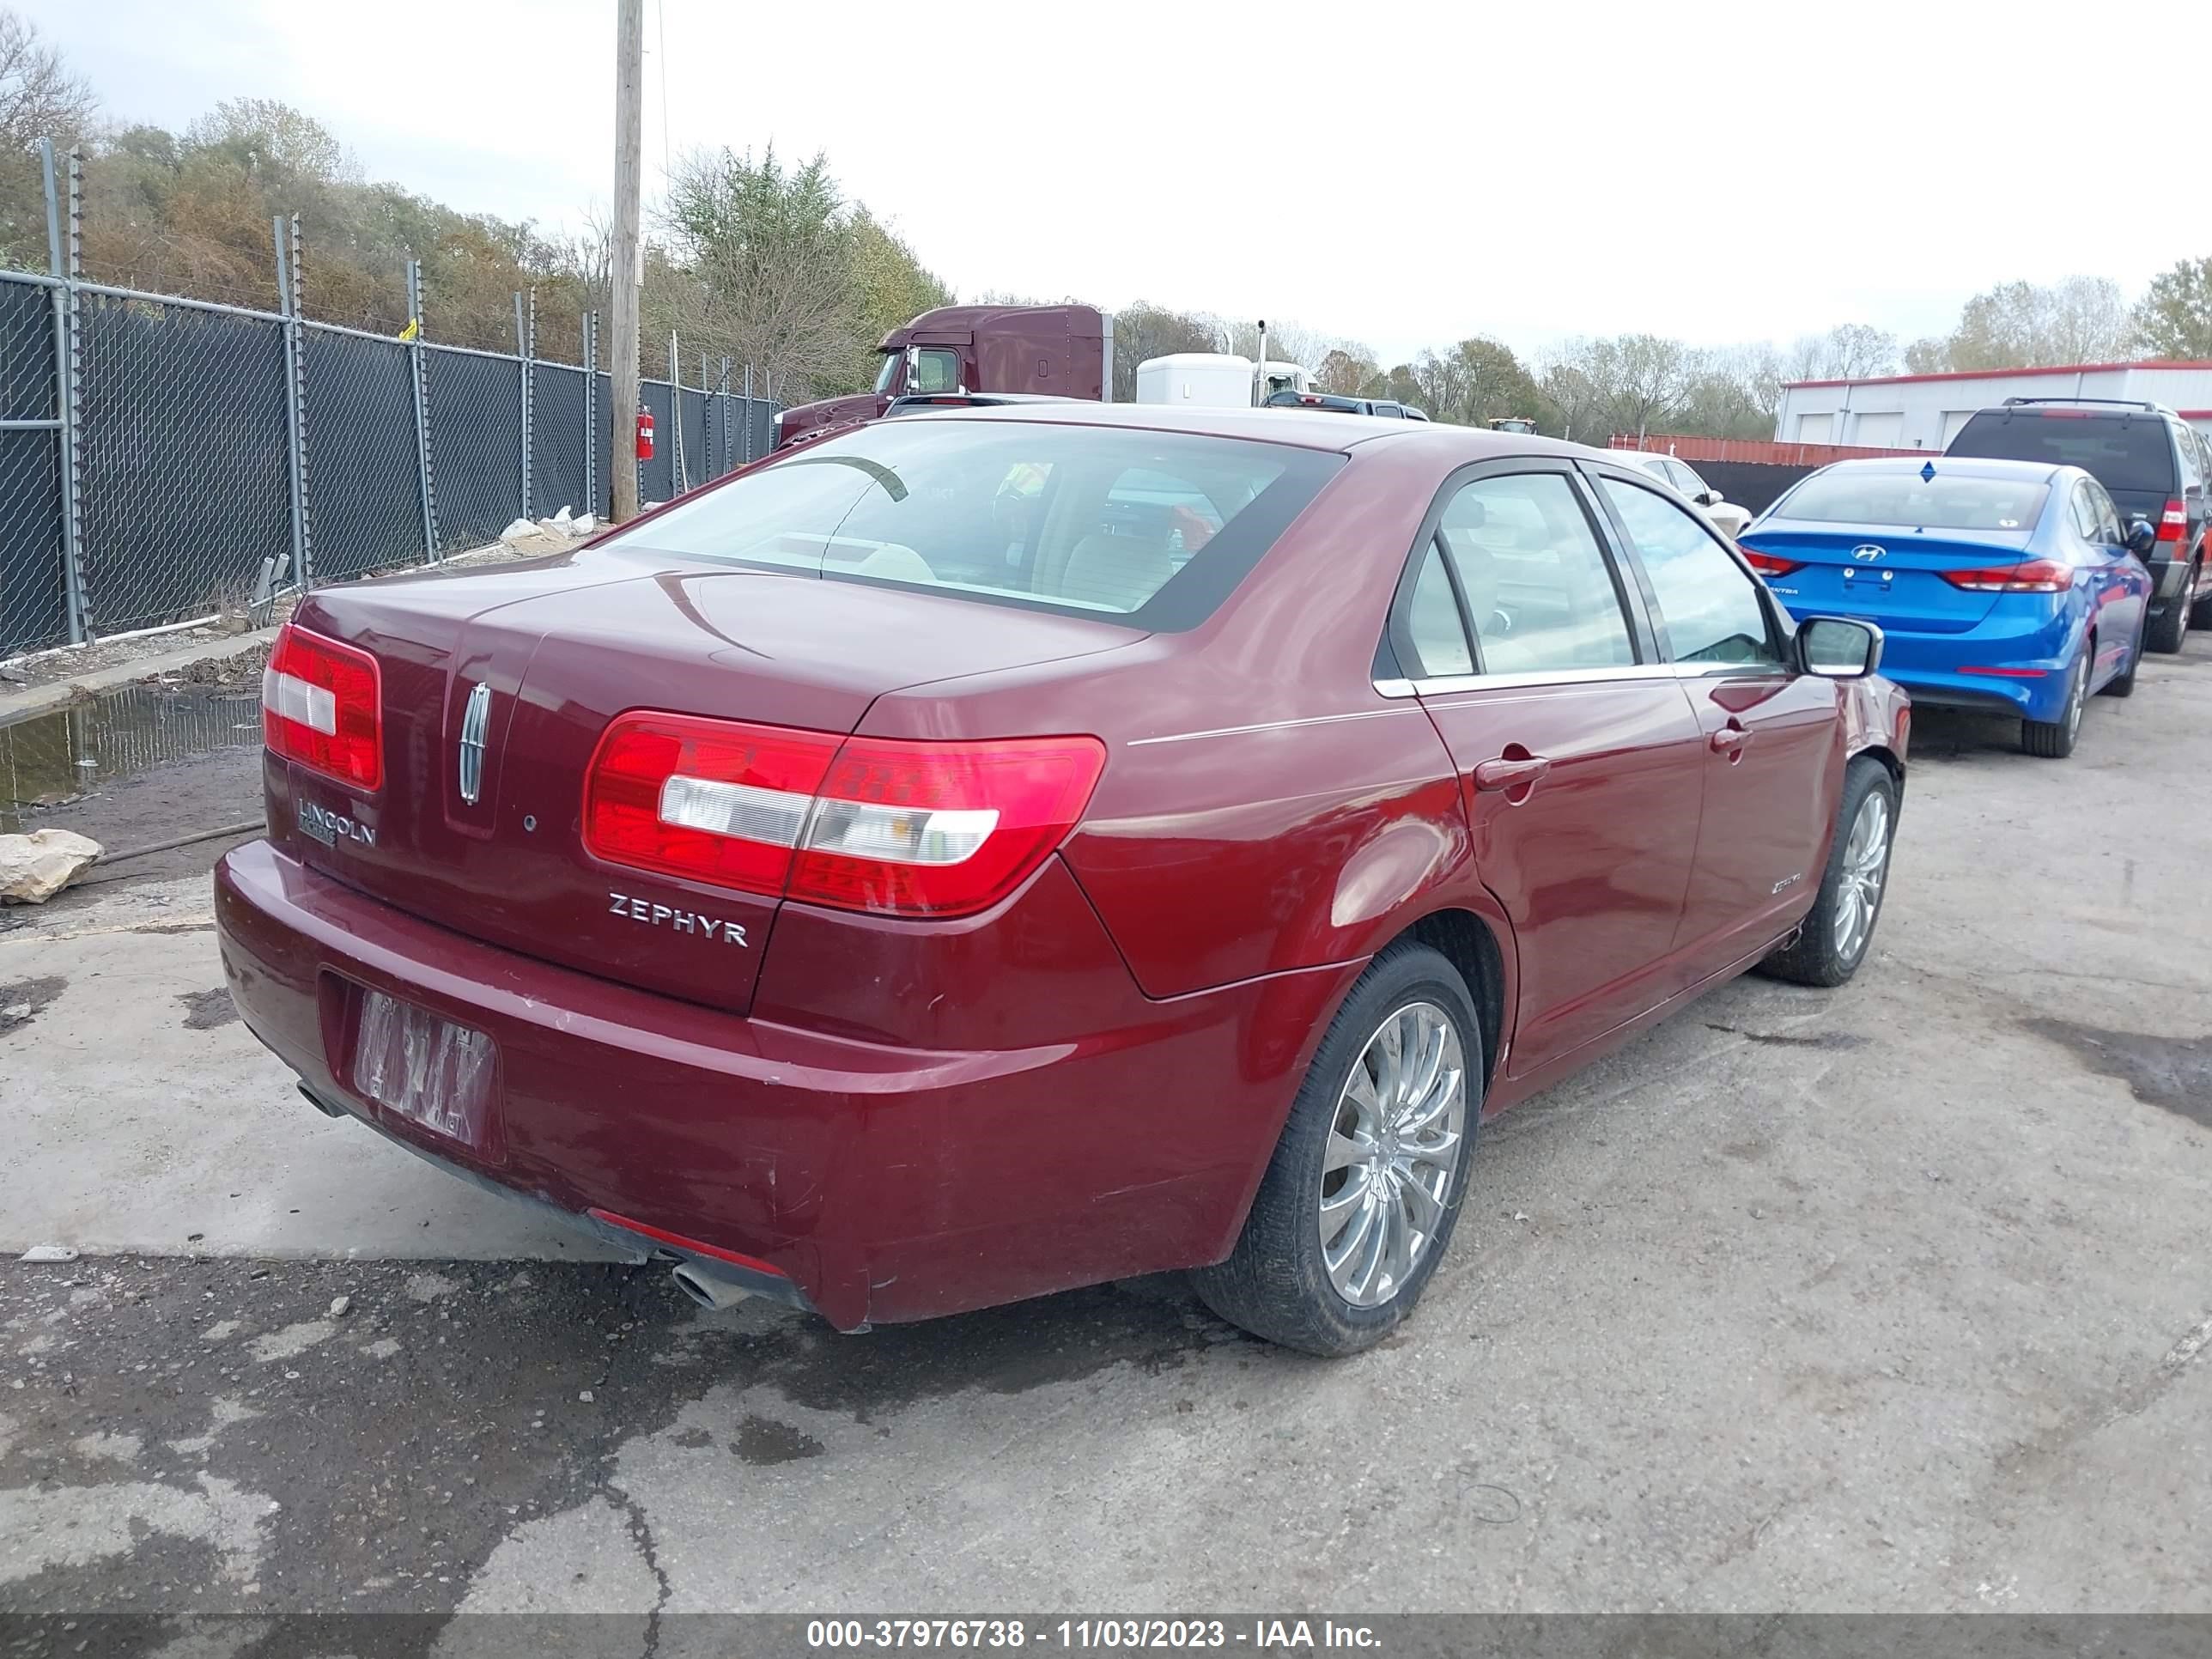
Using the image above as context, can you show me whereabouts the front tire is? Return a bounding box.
[1190,940,1481,1356]
[2021,647,2087,758]
[1759,757,1898,988]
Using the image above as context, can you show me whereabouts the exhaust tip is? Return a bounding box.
[671,1261,751,1312]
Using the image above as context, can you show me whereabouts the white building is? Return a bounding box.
[1772,360,2212,451]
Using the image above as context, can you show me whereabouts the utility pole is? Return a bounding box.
[610,0,644,523]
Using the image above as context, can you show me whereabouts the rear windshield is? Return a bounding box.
[610,419,1343,630]
[1947,411,2178,494]
[1772,469,2051,532]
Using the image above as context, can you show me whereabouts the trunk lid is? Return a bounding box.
[1744,525,2042,634]
[278,550,1141,1014]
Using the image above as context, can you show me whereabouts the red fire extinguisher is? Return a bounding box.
[635,408,655,461]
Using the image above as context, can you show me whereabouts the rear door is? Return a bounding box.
[1589,468,1843,974]
[1389,461,1708,1079]
[2075,477,2150,678]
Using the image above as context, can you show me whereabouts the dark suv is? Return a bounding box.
[1263,390,1431,421]
[1946,397,2211,652]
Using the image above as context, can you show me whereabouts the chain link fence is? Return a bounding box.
[74,289,293,635]
[0,158,785,662]
[0,279,65,657]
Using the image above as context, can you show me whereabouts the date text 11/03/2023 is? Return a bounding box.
[805,1620,1384,1650]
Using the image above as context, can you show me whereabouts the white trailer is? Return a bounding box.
[1135,353,1261,408]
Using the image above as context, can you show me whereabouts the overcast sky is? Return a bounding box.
[28,0,2203,365]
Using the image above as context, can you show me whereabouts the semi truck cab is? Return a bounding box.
[775,304,1112,449]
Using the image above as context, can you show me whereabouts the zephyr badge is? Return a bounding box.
[1850,544,1887,562]
[457,682,491,805]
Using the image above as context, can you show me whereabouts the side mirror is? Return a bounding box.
[1797,616,1883,679]
[902,344,923,391]
[2126,516,2158,557]
[1694,489,1723,507]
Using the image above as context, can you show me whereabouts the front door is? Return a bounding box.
[1589,468,1844,973]
[1389,464,1709,1081]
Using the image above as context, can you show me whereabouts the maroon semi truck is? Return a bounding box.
[774,304,1114,448]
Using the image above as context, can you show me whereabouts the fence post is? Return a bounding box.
[514,291,532,520]
[743,364,754,465]
[271,215,313,599]
[581,312,596,522]
[718,356,732,477]
[666,331,685,496]
[40,140,86,645]
[405,259,438,562]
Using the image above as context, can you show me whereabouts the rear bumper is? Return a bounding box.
[214,840,1355,1330]
[1789,601,2075,721]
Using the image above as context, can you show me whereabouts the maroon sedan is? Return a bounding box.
[217,406,1908,1355]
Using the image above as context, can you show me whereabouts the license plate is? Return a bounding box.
[352,988,497,1146]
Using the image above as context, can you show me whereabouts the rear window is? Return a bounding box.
[610,419,1342,630]
[1771,469,2050,532]
[1946,411,2178,494]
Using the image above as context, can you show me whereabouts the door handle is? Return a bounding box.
[1473,754,1552,792]
[1709,720,1751,756]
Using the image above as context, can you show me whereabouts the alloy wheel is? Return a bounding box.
[1318,1002,1467,1309]
[2066,654,2087,742]
[1832,791,1891,965]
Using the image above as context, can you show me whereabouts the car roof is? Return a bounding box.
[889,400,1595,457]
[1602,448,1673,465]
[1816,454,2070,483]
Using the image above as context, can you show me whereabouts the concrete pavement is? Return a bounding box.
[3,638,2209,1619]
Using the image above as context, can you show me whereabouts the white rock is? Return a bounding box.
[497,518,538,544]
[552,506,574,529]
[19,1245,78,1263]
[327,1295,351,1318]
[570,514,597,536]
[0,829,103,904]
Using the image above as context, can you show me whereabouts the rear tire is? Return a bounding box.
[2147,567,2195,653]
[1190,940,1481,1357]
[2021,647,2087,758]
[1759,757,1898,988]
[2191,574,2212,630]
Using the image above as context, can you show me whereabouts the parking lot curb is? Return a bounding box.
[0,627,281,729]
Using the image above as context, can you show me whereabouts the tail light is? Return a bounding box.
[263,623,382,791]
[1940,559,2074,593]
[1740,548,1803,577]
[584,713,1106,919]
[2158,498,2187,543]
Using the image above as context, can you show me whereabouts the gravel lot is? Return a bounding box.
[2,634,2208,1622]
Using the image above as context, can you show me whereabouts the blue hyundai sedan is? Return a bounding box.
[1739,457,2155,758]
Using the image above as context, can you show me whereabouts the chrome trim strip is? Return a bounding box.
[1376,660,1793,698]
[1126,706,1421,746]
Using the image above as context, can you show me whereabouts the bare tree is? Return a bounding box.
[0,9,97,264]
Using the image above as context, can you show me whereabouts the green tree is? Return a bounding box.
[2132,257,2212,358]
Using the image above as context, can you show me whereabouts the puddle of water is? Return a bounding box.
[0,684,264,834]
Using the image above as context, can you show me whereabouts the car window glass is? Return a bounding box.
[2090,482,2124,543]
[2069,483,2101,541]
[2179,424,2205,493]
[1373,404,1401,418]
[1947,412,2178,494]
[1667,461,1700,495]
[1435,473,1636,674]
[1598,477,1781,667]
[910,349,963,394]
[1098,465,1229,568]
[1403,542,1474,678]
[617,421,1336,628]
